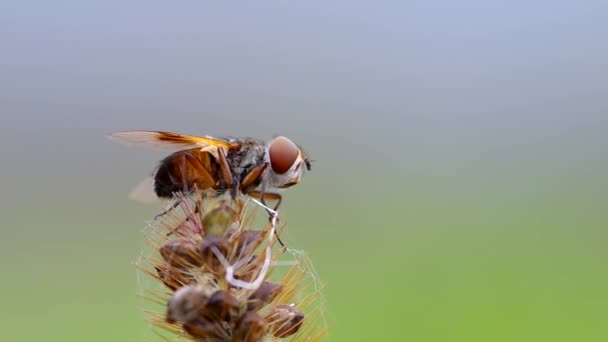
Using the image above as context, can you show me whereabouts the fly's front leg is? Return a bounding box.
[243,166,280,212]
[240,163,268,192]
[247,190,285,248]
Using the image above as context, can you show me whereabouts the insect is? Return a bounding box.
[107,130,311,212]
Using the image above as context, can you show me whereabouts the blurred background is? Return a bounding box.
[1,1,607,341]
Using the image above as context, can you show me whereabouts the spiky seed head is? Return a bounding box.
[137,193,328,341]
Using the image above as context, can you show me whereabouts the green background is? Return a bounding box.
[1,1,607,341]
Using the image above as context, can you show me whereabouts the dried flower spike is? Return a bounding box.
[136,192,327,341]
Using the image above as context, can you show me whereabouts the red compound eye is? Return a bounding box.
[269,136,299,174]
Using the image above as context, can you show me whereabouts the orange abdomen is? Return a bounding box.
[154,149,224,198]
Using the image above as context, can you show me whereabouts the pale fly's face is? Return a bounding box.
[264,136,310,191]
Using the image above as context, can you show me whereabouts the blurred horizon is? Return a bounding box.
[1,1,607,341]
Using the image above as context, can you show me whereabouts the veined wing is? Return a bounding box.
[127,176,160,204]
[107,130,239,153]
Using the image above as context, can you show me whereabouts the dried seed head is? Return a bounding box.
[266,304,305,338]
[182,316,231,341]
[160,239,202,268]
[166,285,213,324]
[233,311,266,342]
[204,290,241,322]
[137,193,327,341]
[201,204,238,236]
[155,263,195,291]
[247,281,284,311]
[199,236,230,275]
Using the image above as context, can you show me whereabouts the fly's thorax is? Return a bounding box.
[225,139,267,178]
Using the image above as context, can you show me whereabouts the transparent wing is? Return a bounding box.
[128,176,161,204]
[107,130,238,152]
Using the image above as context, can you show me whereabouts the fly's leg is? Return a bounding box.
[240,163,268,190]
[247,190,285,249]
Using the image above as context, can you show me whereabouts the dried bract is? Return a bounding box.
[155,263,195,291]
[160,239,202,268]
[247,281,284,311]
[205,290,241,322]
[266,304,305,338]
[233,230,265,258]
[183,316,231,341]
[202,204,239,236]
[166,285,213,324]
[233,312,266,342]
[200,236,230,275]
